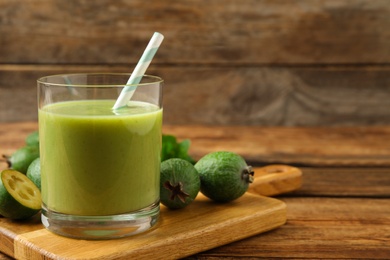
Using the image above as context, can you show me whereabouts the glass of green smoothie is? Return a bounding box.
[37,73,163,239]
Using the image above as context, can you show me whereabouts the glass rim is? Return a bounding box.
[37,73,163,88]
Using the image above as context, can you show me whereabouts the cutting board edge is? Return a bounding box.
[0,226,17,258]
[164,199,287,260]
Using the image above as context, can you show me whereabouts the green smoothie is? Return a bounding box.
[39,100,162,216]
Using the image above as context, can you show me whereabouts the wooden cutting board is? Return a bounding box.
[0,193,286,260]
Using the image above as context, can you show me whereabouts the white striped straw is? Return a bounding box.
[113,32,164,110]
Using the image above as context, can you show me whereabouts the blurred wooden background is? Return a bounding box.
[1,0,390,126]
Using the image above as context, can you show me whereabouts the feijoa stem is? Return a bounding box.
[163,181,190,203]
[1,154,11,168]
[242,165,255,183]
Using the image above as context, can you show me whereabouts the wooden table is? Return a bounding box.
[1,122,389,259]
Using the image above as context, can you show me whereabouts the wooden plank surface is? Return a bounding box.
[1,194,286,260]
[164,124,390,166]
[2,65,390,125]
[2,1,390,258]
[1,0,390,125]
[195,197,390,259]
[1,0,389,64]
[295,167,390,197]
[1,123,390,168]
[2,183,390,259]
[1,123,390,259]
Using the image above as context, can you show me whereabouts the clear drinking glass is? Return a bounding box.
[37,73,163,239]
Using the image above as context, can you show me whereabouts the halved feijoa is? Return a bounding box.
[0,169,41,219]
[195,151,254,202]
[160,158,200,209]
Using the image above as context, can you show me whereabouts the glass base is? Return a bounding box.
[41,202,160,240]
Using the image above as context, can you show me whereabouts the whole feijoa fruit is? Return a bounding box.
[160,158,200,209]
[26,157,41,190]
[4,145,40,174]
[195,151,254,202]
[25,131,39,147]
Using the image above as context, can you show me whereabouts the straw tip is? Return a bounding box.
[154,32,164,40]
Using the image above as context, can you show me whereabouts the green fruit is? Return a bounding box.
[26,158,41,190]
[160,158,200,209]
[0,169,41,220]
[4,145,40,174]
[25,131,39,147]
[195,151,254,202]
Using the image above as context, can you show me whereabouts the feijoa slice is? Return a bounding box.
[0,169,41,219]
[195,151,254,202]
[160,158,200,209]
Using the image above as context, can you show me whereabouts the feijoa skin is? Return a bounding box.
[160,158,200,209]
[25,131,39,147]
[195,151,254,203]
[26,158,41,190]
